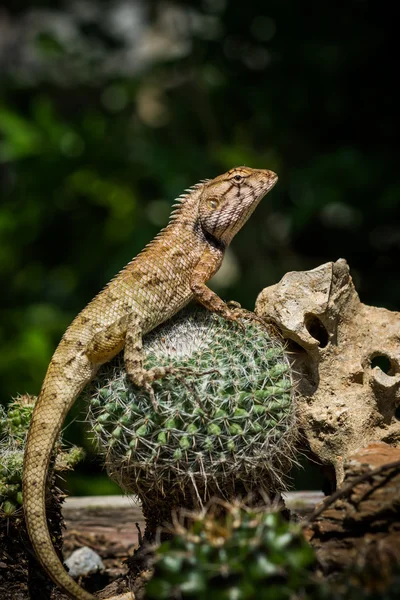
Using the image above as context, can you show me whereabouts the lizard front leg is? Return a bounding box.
[190,248,245,325]
[190,248,266,329]
[190,278,238,322]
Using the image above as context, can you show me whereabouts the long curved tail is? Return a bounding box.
[23,354,95,600]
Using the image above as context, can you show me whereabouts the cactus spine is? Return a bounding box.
[87,307,297,504]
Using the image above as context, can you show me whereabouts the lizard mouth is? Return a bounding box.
[263,170,278,190]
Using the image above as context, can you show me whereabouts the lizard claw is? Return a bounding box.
[227,300,242,309]
[222,308,246,332]
[234,315,247,333]
[144,382,159,411]
[236,308,267,327]
[227,307,268,332]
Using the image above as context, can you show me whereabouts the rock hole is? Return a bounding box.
[284,340,319,394]
[289,451,336,494]
[304,314,329,348]
[395,405,400,421]
[370,354,395,376]
[285,340,307,355]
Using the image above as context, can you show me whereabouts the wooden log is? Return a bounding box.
[305,442,400,588]
[62,490,325,549]
[63,495,144,551]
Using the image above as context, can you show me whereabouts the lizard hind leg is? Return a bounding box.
[124,317,215,410]
[124,318,179,410]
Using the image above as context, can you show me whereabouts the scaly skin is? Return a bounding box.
[23,166,277,599]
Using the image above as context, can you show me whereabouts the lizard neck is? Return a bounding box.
[169,182,226,253]
[193,218,226,252]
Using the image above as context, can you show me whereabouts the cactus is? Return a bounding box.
[145,504,316,600]
[0,395,86,597]
[87,307,297,507]
[0,395,36,515]
[0,395,84,516]
[144,501,400,600]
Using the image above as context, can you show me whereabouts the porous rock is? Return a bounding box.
[256,259,400,484]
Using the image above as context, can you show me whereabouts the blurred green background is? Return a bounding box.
[1,0,398,494]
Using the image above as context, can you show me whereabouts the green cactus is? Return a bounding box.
[1,397,34,442]
[87,307,297,505]
[0,396,35,515]
[0,395,84,516]
[145,505,316,600]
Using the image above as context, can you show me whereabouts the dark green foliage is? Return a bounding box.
[88,308,297,499]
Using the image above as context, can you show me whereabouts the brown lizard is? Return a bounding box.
[23,166,278,600]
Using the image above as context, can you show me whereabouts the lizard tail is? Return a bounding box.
[23,353,95,600]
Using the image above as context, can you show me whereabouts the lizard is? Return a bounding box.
[23,166,278,600]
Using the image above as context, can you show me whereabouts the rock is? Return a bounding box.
[65,546,104,578]
[256,259,400,484]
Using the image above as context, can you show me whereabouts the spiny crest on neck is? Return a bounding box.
[135,178,209,252]
[168,179,209,225]
[102,179,210,287]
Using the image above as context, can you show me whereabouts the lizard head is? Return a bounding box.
[198,166,278,247]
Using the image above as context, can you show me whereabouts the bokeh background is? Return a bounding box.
[1,0,398,493]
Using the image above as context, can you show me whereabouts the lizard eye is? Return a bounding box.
[233,174,243,182]
[209,199,219,209]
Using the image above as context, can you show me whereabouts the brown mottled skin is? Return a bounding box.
[23,167,278,599]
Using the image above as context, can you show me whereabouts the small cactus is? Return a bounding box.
[87,307,297,506]
[0,395,36,515]
[145,503,316,600]
[0,395,86,597]
[0,395,84,516]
